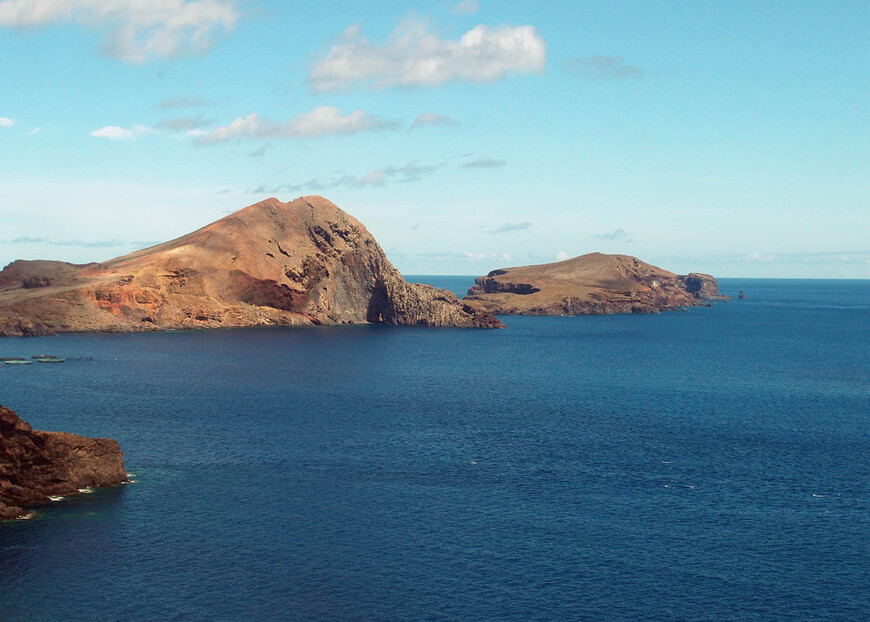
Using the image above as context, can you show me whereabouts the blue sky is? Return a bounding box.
[1,0,868,278]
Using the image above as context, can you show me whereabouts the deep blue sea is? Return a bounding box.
[1,278,868,621]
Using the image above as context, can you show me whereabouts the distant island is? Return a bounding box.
[0,196,501,336]
[0,405,127,521]
[464,252,728,315]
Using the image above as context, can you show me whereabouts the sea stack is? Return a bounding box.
[0,196,502,335]
[464,252,728,315]
[0,405,127,520]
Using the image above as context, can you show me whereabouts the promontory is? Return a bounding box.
[0,196,501,336]
[464,252,727,315]
[0,405,127,521]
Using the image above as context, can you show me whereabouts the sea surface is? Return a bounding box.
[1,278,868,621]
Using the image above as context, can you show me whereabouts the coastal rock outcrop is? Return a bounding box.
[0,405,127,520]
[464,253,728,315]
[0,196,502,335]
[677,273,723,301]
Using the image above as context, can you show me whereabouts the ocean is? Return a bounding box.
[1,278,868,621]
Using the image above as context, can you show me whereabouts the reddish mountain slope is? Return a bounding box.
[0,196,500,335]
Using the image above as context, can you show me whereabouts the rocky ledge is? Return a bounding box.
[464,252,729,315]
[0,196,502,336]
[0,405,127,521]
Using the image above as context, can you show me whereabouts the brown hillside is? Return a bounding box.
[0,196,500,335]
[465,252,726,315]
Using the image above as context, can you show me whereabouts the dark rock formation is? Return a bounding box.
[0,405,127,520]
[0,196,502,335]
[369,279,503,328]
[464,252,729,316]
[677,273,725,301]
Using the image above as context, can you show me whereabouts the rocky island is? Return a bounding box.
[0,405,127,521]
[0,196,501,336]
[464,252,727,315]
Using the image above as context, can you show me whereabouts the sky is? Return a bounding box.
[1,0,868,278]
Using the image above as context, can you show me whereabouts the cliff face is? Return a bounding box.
[677,273,723,300]
[0,196,501,335]
[0,405,127,520]
[464,253,728,315]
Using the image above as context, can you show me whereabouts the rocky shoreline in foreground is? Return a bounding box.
[0,405,127,521]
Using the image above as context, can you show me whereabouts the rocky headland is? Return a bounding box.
[464,252,728,315]
[0,196,501,336]
[0,405,127,521]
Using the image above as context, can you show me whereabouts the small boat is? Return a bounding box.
[32,354,59,360]
[36,358,65,364]
[5,360,32,365]
[0,357,27,362]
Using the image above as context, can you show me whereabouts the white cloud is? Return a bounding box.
[596,228,629,241]
[746,253,778,263]
[556,251,570,261]
[490,222,531,234]
[2,235,126,248]
[197,112,261,143]
[342,169,386,187]
[0,0,238,63]
[260,162,439,194]
[464,251,511,261]
[91,126,132,140]
[308,17,545,92]
[194,107,397,145]
[29,126,40,134]
[328,162,438,188]
[90,124,149,140]
[290,106,395,137]
[155,115,213,132]
[565,56,643,80]
[247,144,270,158]
[462,158,506,168]
[411,112,460,130]
[0,117,13,127]
[156,95,212,109]
[452,0,479,15]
